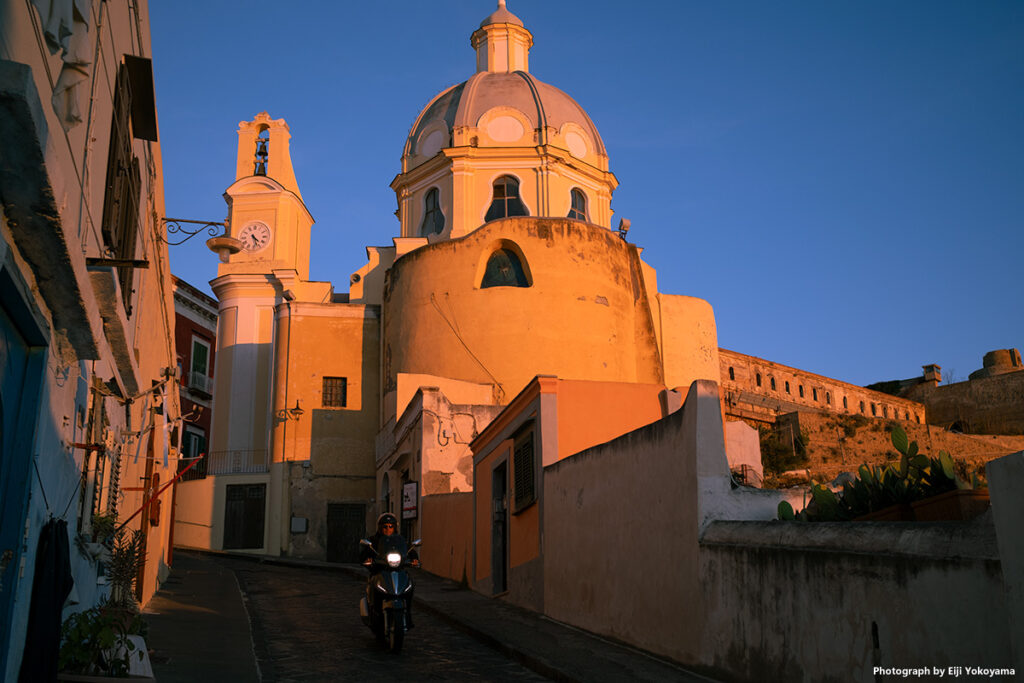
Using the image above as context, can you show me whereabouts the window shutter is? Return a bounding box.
[513,429,535,509]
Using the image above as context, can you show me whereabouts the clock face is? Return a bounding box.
[238,221,272,252]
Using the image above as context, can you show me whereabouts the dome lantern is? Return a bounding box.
[471,0,533,73]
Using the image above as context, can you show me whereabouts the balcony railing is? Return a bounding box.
[207,449,269,475]
[188,371,213,394]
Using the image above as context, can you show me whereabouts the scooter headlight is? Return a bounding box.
[387,552,402,568]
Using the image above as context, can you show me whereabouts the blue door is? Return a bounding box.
[0,284,46,676]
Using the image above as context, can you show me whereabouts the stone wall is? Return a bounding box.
[907,371,1024,435]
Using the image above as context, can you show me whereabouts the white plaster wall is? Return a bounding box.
[724,420,762,485]
[173,478,217,550]
[699,521,1013,682]
[539,380,1015,680]
[987,451,1024,673]
[541,381,708,663]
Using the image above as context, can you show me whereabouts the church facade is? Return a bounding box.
[174,1,721,561]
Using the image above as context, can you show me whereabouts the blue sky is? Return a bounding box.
[150,1,1023,387]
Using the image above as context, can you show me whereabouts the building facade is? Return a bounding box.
[191,2,720,562]
[171,276,216,557]
[0,0,179,677]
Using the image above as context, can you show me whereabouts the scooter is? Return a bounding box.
[359,535,420,653]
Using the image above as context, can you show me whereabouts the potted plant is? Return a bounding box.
[106,528,145,610]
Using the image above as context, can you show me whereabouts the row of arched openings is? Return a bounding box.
[727,365,923,423]
[420,177,589,236]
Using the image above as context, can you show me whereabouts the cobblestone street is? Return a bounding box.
[147,551,710,683]
[221,556,550,682]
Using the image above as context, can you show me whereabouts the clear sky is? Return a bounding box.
[150,1,1023,388]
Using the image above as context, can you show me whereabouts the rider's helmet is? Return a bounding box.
[376,512,398,533]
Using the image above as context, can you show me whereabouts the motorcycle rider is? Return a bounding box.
[361,512,419,627]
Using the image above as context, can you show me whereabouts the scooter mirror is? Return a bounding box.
[411,539,422,547]
[359,539,372,548]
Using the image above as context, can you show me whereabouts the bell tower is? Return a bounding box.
[205,114,330,555]
[214,112,313,280]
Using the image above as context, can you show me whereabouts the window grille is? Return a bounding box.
[485,176,528,221]
[481,248,529,288]
[323,377,348,408]
[420,188,445,235]
[179,430,208,481]
[567,188,588,221]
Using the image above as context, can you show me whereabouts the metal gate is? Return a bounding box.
[326,503,366,563]
[223,483,266,549]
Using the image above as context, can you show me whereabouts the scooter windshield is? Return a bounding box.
[375,535,408,557]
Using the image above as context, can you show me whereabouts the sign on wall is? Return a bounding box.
[402,482,418,520]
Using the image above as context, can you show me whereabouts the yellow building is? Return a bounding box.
[1,0,179,677]
[178,1,719,566]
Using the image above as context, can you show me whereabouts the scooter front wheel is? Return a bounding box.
[386,610,404,654]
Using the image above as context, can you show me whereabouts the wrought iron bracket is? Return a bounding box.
[159,217,228,246]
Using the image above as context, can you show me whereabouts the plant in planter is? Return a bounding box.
[90,513,118,546]
[58,604,147,679]
[106,529,145,610]
[778,425,987,522]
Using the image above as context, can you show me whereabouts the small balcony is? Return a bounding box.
[207,449,269,475]
[187,370,213,397]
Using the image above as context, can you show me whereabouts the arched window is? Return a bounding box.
[728,367,735,381]
[843,396,848,409]
[481,248,529,288]
[568,188,588,221]
[756,372,762,387]
[420,188,444,236]
[770,377,776,391]
[826,392,831,405]
[485,176,528,222]
[785,381,791,394]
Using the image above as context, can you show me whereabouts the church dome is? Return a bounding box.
[391,2,618,239]
[401,1,607,172]
[403,72,608,167]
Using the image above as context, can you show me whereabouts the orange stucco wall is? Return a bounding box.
[509,500,539,568]
[554,379,666,461]
[420,493,473,582]
[383,218,666,404]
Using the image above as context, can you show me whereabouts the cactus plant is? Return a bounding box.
[778,424,986,521]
